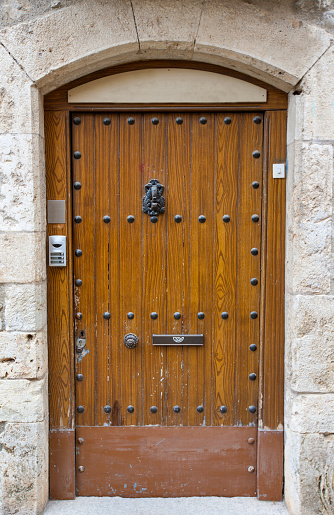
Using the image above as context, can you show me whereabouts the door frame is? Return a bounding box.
[45,60,286,501]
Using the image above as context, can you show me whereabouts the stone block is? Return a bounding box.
[300,45,334,140]
[0,232,46,283]
[286,142,333,294]
[289,393,334,433]
[0,420,48,514]
[195,0,331,91]
[0,43,40,135]
[0,133,46,232]
[285,428,334,515]
[132,0,203,53]
[4,282,47,332]
[0,0,139,91]
[0,376,47,423]
[0,331,47,379]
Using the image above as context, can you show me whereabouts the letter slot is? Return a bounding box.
[49,235,66,267]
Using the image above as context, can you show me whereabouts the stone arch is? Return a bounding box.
[0,1,334,514]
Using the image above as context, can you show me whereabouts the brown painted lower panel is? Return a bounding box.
[50,430,75,500]
[257,430,283,501]
[76,426,257,497]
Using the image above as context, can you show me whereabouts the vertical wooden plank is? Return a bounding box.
[94,114,113,425]
[184,113,214,426]
[261,111,286,430]
[166,113,190,426]
[72,113,96,427]
[107,115,121,426]
[46,111,74,430]
[46,110,75,498]
[119,113,143,425]
[142,113,167,425]
[213,113,239,426]
[235,113,263,426]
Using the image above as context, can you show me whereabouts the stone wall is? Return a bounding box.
[0,1,333,513]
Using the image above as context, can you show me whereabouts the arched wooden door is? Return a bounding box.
[45,62,286,501]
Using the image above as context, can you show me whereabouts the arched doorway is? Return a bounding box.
[45,61,286,500]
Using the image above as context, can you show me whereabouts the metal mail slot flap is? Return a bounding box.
[152,334,203,346]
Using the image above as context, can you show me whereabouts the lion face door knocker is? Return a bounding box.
[142,179,165,222]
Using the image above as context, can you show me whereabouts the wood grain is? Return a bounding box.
[44,60,287,112]
[213,113,238,426]
[72,113,96,427]
[118,114,143,425]
[235,113,263,426]
[142,114,167,425]
[261,111,286,430]
[166,114,190,425]
[46,111,74,430]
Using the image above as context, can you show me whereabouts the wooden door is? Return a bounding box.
[70,111,267,496]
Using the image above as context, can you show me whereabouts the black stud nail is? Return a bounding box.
[104,405,112,413]
[74,216,82,223]
[150,406,158,413]
[198,312,205,320]
[74,182,81,190]
[173,406,181,413]
[77,406,84,413]
[127,117,135,125]
[174,312,181,320]
[223,215,230,223]
[252,181,259,189]
[75,279,82,287]
[75,312,83,320]
[150,216,158,223]
[127,215,135,223]
[74,151,81,160]
[250,278,258,286]
[198,215,206,223]
[103,118,111,126]
[197,406,204,413]
[250,344,257,352]
[78,466,85,473]
[253,116,262,124]
[176,117,183,125]
[252,150,261,159]
[219,406,227,414]
[103,215,111,223]
[221,312,228,320]
[249,405,257,414]
[127,405,134,413]
[75,249,82,257]
[76,374,84,381]
[250,311,258,319]
[127,312,134,320]
[199,117,207,125]
[103,312,111,320]
[249,373,257,381]
[152,118,159,125]
[151,312,158,320]
[251,248,258,256]
[252,214,259,223]
[174,215,182,223]
[73,117,81,125]
[224,117,232,125]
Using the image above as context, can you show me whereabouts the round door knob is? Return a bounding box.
[124,333,138,349]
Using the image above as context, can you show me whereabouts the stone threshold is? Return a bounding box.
[45,497,289,514]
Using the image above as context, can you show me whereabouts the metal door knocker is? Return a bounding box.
[143,179,165,217]
[124,333,139,349]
